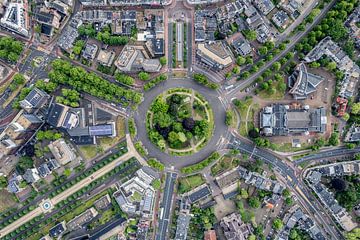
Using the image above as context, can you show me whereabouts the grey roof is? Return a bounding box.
[89,124,113,136]
[47,103,65,127]
[260,104,327,136]
[188,185,211,203]
[175,213,191,240]
[288,63,324,99]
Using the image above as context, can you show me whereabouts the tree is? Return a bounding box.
[183,118,195,131]
[151,98,169,113]
[346,228,360,240]
[236,56,246,65]
[240,188,249,199]
[72,40,85,55]
[328,132,339,146]
[115,73,135,86]
[0,176,7,189]
[248,128,259,138]
[282,189,290,198]
[138,72,150,81]
[248,197,260,208]
[351,102,360,115]
[272,218,283,231]
[243,30,257,41]
[159,56,167,66]
[272,62,281,71]
[258,46,268,55]
[17,156,34,174]
[309,62,321,68]
[153,112,172,128]
[225,111,233,126]
[285,197,293,205]
[326,61,337,71]
[278,82,286,92]
[232,66,240,74]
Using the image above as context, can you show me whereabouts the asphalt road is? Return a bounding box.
[225,0,337,99]
[133,77,227,168]
[228,134,297,186]
[156,171,177,240]
[228,133,344,239]
[7,160,140,240]
[295,146,360,164]
[0,145,124,227]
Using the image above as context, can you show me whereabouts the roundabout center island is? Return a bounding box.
[146,88,214,156]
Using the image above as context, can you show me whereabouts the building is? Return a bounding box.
[79,0,107,6]
[114,45,161,73]
[7,174,23,193]
[280,0,303,19]
[183,183,212,204]
[305,163,359,232]
[113,166,158,218]
[136,219,150,240]
[334,97,348,117]
[259,104,327,136]
[0,1,29,37]
[20,88,50,113]
[220,213,252,240]
[112,10,136,35]
[34,10,62,39]
[97,50,116,67]
[231,37,252,56]
[194,10,218,42]
[49,221,67,238]
[67,207,98,231]
[215,168,240,198]
[0,111,42,159]
[272,10,290,29]
[345,124,360,143]
[48,138,76,165]
[288,63,324,100]
[23,168,40,183]
[204,230,217,240]
[57,18,82,52]
[196,41,234,71]
[108,0,171,6]
[253,0,275,15]
[345,6,360,49]
[304,37,360,99]
[279,207,326,240]
[38,159,60,178]
[174,198,192,240]
[82,43,98,60]
[175,212,191,240]
[46,102,116,145]
[77,10,113,23]
[238,166,285,194]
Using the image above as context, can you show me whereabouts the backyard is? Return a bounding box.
[178,174,205,194]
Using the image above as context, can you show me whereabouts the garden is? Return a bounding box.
[146,88,214,156]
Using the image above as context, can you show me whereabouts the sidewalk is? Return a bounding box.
[0,136,141,238]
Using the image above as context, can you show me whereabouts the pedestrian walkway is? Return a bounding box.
[0,135,144,238]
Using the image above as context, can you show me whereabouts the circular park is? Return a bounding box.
[146,88,214,156]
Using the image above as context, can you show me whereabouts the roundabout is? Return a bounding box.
[134,77,228,169]
[146,88,214,156]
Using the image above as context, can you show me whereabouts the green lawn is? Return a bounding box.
[178,174,205,194]
[211,156,240,176]
[258,81,285,100]
[79,145,97,160]
[0,190,16,212]
[131,191,142,202]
